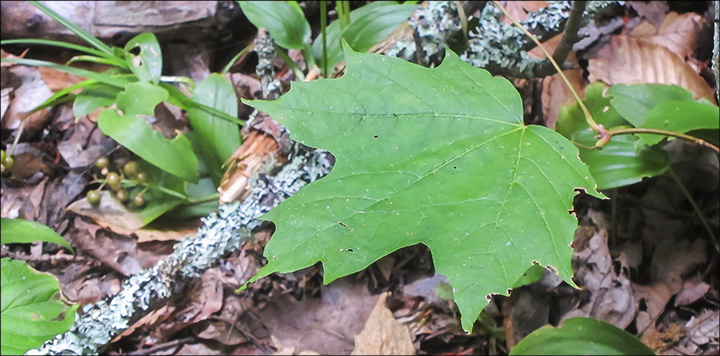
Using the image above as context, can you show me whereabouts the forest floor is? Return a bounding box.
[1,1,718,355]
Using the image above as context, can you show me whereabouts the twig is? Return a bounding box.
[27,151,334,355]
[461,1,621,78]
[531,1,588,77]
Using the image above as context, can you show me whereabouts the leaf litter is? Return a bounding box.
[1,1,718,355]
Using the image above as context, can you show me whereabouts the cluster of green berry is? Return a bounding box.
[87,157,149,208]
[1,149,14,172]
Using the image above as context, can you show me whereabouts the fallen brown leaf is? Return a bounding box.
[562,210,637,329]
[352,292,415,355]
[587,35,715,103]
[629,12,705,59]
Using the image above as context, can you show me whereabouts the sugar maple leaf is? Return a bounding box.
[245,44,603,331]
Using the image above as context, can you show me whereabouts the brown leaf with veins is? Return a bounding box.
[352,292,416,355]
[629,12,705,58]
[588,35,715,103]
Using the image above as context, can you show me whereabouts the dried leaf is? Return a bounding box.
[352,293,416,355]
[629,12,704,58]
[588,35,715,103]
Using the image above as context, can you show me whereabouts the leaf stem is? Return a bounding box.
[667,168,718,248]
[320,0,328,77]
[604,128,720,153]
[492,1,604,136]
[221,42,254,75]
[275,46,306,81]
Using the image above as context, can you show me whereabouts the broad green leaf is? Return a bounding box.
[124,33,163,84]
[1,258,78,355]
[513,264,546,288]
[188,73,241,186]
[311,2,416,71]
[98,82,199,183]
[509,317,655,355]
[557,83,670,190]
[607,84,694,127]
[0,218,73,252]
[169,177,220,219]
[341,4,417,53]
[73,83,122,118]
[637,100,719,146]
[239,1,311,50]
[244,44,603,332]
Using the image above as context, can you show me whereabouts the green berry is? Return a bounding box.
[115,189,129,202]
[87,190,101,205]
[132,193,146,207]
[95,157,109,169]
[2,155,14,170]
[122,161,138,176]
[1,150,6,163]
[106,172,122,191]
[106,172,120,185]
[135,172,148,184]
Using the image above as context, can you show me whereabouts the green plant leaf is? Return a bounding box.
[0,258,78,355]
[28,1,115,58]
[1,39,126,68]
[244,45,603,332]
[607,84,694,127]
[0,218,73,252]
[239,1,311,50]
[0,58,130,88]
[98,82,199,183]
[124,33,163,84]
[311,2,411,71]
[341,4,417,54]
[188,73,241,186]
[73,83,122,118]
[556,83,670,190]
[637,100,719,146]
[509,317,655,355]
[513,264,546,288]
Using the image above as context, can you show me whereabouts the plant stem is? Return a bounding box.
[667,168,718,248]
[492,1,603,136]
[605,128,720,153]
[275,46,306,81]
[320,0,328,77]
[335,1,346,29]
[221,42,254,75]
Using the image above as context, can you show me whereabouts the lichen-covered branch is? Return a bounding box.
[386,1,622,77]
[530,1,588,77]
[255,28,283,101]
[26,30,333,356]
[462,1,622,77]
[387,1,464,67]
[27,149,334,355]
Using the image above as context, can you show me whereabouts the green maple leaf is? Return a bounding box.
[245,44,604,331]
